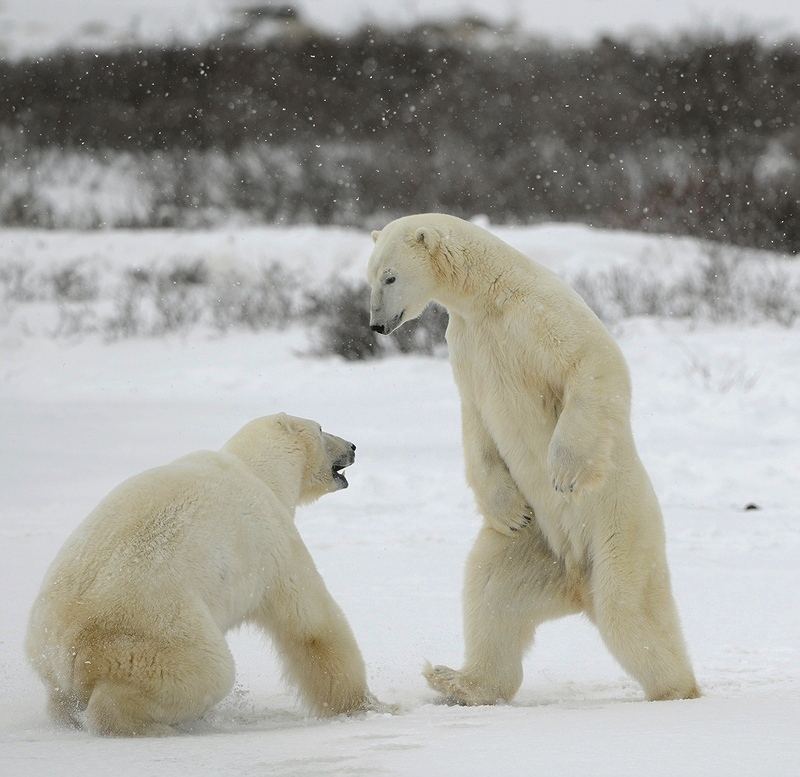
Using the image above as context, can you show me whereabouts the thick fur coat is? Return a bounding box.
[26,414,382,736]
[367,213,699,704]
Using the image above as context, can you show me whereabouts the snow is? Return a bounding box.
[1,223,800,775]
[1,0,799,60]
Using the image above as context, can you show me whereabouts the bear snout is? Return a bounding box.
[337,443,356,467]
[370,311,404,336]
[331,445,355,489]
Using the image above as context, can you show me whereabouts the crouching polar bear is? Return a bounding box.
[26,414,385,736]
[368,213,700,704]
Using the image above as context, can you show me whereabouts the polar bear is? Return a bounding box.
[26,413,384,736]
[367,213,700,704]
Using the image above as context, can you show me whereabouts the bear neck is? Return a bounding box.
[430,239,524,319]
[221,440,304,511]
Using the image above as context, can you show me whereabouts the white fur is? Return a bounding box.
[368,214,700,704]
[26,413,383,736]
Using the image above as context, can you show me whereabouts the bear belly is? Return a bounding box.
[481,392,589,566]
[448,321,589,563]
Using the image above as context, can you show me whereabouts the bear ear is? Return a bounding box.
[415,226,441,254]
[371,229,380,243]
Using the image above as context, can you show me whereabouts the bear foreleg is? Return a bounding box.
[546,369,629,495]
[255,537,379,717]
[461,401,535,535]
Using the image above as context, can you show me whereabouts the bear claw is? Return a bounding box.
[510,514,533,531]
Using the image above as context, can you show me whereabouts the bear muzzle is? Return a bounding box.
[369,311,405,336]
[331,443,356,489]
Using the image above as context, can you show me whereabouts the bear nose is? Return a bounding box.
[370,324,385,334]
[350,443,356,452]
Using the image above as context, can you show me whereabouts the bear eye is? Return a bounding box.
[385,276,396,285]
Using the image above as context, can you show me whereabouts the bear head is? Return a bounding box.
[366,214,451,336]
[223,414,356,506]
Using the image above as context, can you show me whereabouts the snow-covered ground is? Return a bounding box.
[1,223,799,775]
[1,0,798,60]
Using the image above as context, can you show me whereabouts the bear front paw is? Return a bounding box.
[478,486,535,536]
[484,508,534,536]
[509,510,534,532]
[550,466,579,494]
[547,442,594,494]
[548,429,611,494]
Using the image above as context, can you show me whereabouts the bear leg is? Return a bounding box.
[425,524,583,705]
[81,610,236,736]
[255,539,374,717]
[270,625,375,717]
[85,681,180,737]
[589,552,700,701]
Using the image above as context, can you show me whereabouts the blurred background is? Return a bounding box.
[0,0,798,253]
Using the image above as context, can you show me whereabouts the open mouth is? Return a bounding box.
[332,464,349,489]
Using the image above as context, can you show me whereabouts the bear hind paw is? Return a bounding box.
[423,662,505,706]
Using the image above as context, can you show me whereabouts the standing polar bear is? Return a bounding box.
[26,414,384,736]
[367,213,699,704]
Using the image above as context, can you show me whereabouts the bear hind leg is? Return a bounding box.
[82,615,236,736]
[594,605,700,701]
[85,681,179,737]
[590,559,700,701]
[426,525,583,705]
